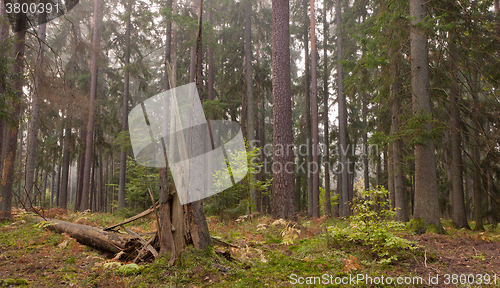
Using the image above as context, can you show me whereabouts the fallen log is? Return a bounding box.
[38,218,137,253]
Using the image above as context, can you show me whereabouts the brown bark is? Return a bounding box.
[336,0,349,217]
[0,14,26,220]
[387,145,394,209]
[207,5,214,102]
[75,132,86,211]
[159,0,212,258]
[98,148,104,212]
[323,2,331,217]
[310,0,320,218]
[59,119,71,210]
[0,0,8,176]
[272,0,295,220]
[471,70,484,231]
[40,218,137,254]
[119,0,132,209]
[448,31,469,229]
[159,0,174,257]
[303,0,312,218]
[391,57,408,222]
[25,21,46,204]
[410,0,442,232]
[245,0,258,212]
[81,0,100,211]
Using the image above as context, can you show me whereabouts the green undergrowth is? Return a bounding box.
[2,208,500,287]
[327,187,419,264]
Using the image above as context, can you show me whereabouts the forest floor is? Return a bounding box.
[1,208,500,287]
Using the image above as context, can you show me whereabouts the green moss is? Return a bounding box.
[425,223,440,234]
[409,218,425,234]
[0,278,28,286]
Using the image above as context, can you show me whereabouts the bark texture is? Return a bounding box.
[410,0,442,232]
[0,14,25,220]
[272,0,295,220]
[118,0,132,209]
[448,31,469,229]
[336,0,349,217]
[310,0,320,218]
[391,57,408,222]
[323,2,331,217]
[81,0,100,211]
[25,21,46,205]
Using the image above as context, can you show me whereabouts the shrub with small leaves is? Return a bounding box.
[327,187,418,264]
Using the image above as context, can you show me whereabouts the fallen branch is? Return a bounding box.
[104,202,159,231]
[121,225,159,258]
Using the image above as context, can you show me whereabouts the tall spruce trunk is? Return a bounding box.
[119,0,132,210]
[310,0,319,218]
[98,148,104,212]
[323,2,331,216]
[207,5,214,102]
[59,119,71,209]
[245,0,258,212]
[410,0,442,232]
[336,0,349,217]
[0,0,9,176]
[303,0,313,218]
[0,14,26,220]
[471,69,484,231]
[391,56,408,222]
[448,31,469,229]
[81,0,100,211]
[25,21,46,204]
[272,0,295,220]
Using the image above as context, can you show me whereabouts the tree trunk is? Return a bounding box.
[470,69,484,231]
[0,0,9,176]
[25,20,46,204]
[159,0,174,257]
[272,0,295,220]
[75,134,85,211]
[208,5,214,102]
[98,148,104,212]
[303,0,313,218]
[387,145,394,208]
[448,31,469,229]
[245,0,258,213]
[50,155,56,207]
[119,0,132,210]
[336,0,349,217]
[323,2,331,217]
[410,0,442,232]
[310,0,320,218]
[81,0,100,211]
[0,14,26,220]
[42,171,47,206]
[159,0,212,258]
[391,57,408,222]
[472,143,483,231]
[55,129,64,207]
[59,119,71,210]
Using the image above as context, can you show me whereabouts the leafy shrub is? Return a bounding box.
[205,142,271,219]
[327,186,417,264]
